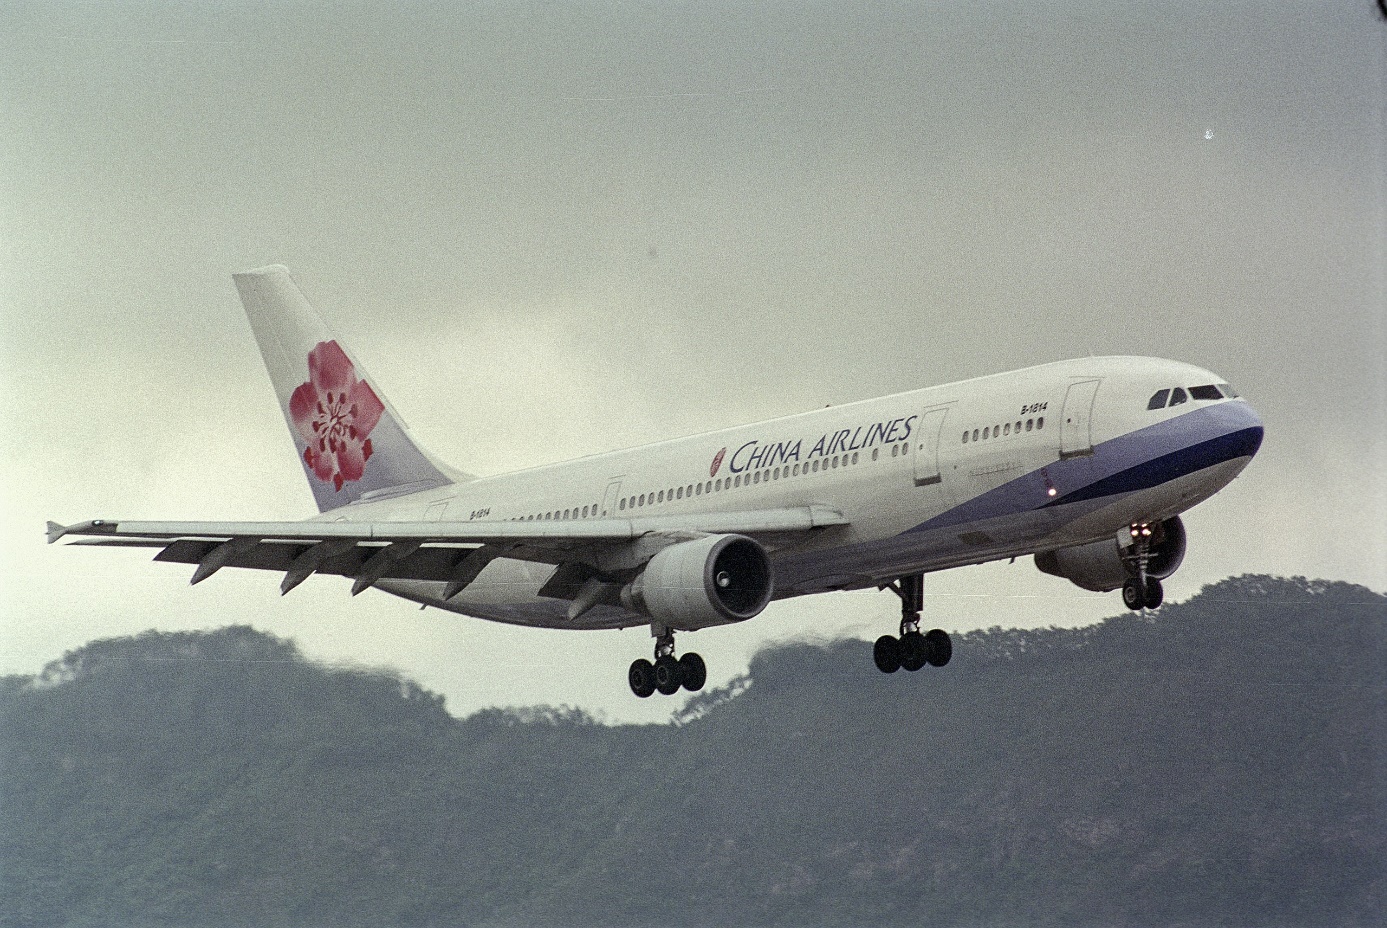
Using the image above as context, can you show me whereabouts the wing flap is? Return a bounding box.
[151,538,472,583]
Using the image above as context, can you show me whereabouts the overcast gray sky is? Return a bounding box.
[3,0,1383,723]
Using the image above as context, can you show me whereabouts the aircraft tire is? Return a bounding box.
[1144,578,1164,610]
[924,629,953,667]
[629,659,656,698]
[679,652,707,692]
[654,655,684,696]
[899,631,928,672]
[1122,579,1143,611]
[873,635,902,674]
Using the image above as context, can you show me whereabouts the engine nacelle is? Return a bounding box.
[1034,516,1187,593]
[620,534,774,630]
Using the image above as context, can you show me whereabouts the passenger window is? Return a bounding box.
[1190,385,1222,400]
[982,427,989,440]
[1025,419,1033,432]
[852,452,859,464]
[734,475,741,488]
[872,449,879,461]
[1036,417,1044,429]
[619,499,626,511]
[1003,423,1011,436]
[1147,389,1169,410]
[891,445,898,458]
[812,460,821,472]
[972,429,980,441]
[1015,420,1022,433]
[1169,387,1188,406]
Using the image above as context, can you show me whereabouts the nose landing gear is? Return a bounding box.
[628,627,707,698]
[1122,522,1165,611]
[874,573,952,674]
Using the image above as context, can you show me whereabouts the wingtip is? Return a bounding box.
[46,519,114,544]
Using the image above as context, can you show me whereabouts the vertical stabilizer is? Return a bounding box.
[233,265,458,512]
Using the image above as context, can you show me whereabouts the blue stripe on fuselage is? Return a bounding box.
[911,401,1263,534]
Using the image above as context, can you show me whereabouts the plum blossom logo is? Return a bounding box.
[289,341,385,491]
[710,447,726,477]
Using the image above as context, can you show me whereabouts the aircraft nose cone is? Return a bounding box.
[1221,400,1264,462]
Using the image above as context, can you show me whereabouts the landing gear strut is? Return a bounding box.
[874,573,952,674]
[628,627,706,698]
[1122,523,1164,612]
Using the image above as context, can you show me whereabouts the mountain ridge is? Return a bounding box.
[2,574,1383,927]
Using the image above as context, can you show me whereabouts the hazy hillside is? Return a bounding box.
[2,575,1383,928]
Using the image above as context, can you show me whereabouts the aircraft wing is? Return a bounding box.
[45,507,847,596]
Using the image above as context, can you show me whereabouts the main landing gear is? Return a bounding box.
[628,627,707,698]
[874,573,952,674]
[1121,522,1164,612]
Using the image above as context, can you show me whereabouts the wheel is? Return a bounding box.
[679,652,707,692]
[1143,577,1164,609]
[1122,579,1143,611]
[628,659,656,698]
[873,635,902,673]
[654,655,684,695]
[899,631,928,672]
[923,629,952,667]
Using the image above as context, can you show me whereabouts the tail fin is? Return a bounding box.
[233,265,460,512]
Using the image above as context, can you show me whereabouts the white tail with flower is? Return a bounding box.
[232,266,460,512]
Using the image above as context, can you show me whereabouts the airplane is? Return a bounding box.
[48,266,1264,698]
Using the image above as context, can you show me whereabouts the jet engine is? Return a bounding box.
[621,534,774,630]
[1034,516,1186,593]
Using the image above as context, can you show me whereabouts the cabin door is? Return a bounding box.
[1059,380,1101,458]
[913,406,952,487]
[601,479,623,517]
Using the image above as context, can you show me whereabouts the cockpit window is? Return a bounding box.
[1147,389,1170,410]
[1190,384,1223,400]
[1218,382,1238,397]
[1168,387,1188,406]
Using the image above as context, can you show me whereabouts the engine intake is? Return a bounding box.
[1035,516,1187,593]
[621,534,774,630]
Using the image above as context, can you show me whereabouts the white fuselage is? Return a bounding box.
[345,356,1262,631]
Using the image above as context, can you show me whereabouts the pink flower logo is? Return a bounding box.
[288,341,385,491]
[710,447,726,477]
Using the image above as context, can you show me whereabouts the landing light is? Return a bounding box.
[1047,487,1057,497]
